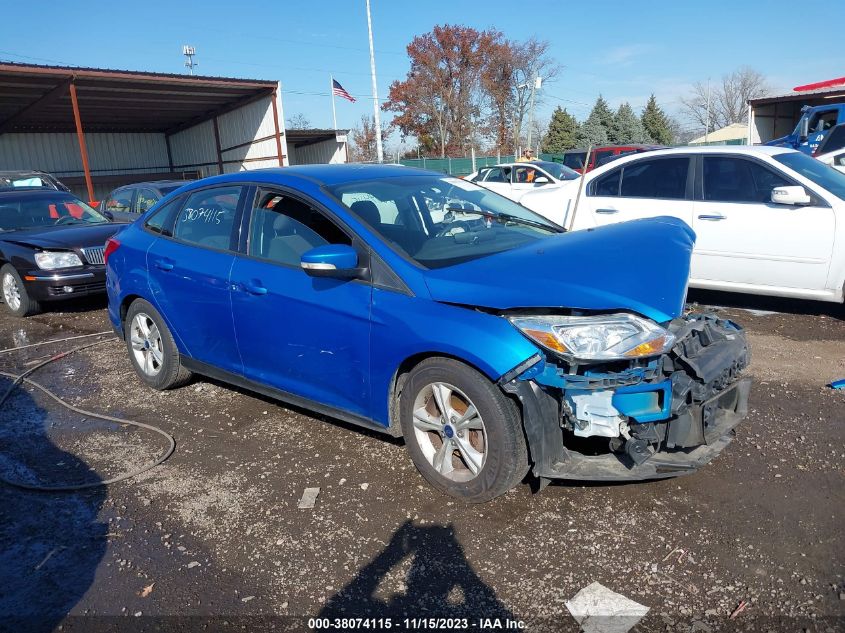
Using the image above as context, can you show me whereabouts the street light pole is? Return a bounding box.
[526,75,542,152]
[365,0,384,163]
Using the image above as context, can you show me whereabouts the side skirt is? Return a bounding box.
[181,358,393,436]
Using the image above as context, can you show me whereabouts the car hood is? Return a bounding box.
[1,223,120,250]
[423,216,695,323]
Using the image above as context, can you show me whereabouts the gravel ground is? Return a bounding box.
[0,294,843,633]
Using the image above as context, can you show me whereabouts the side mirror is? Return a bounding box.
[300,244,365,279]
[533,176,550,185]
[103,210,115,221]
[771,185,811,206]
[799,117,809,142]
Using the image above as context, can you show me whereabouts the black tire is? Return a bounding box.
[0,264,41,317]
[399,357,529,503]
[124,298,192,390]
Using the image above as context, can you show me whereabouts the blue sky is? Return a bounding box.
[1,0,843,141]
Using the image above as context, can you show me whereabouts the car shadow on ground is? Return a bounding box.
[318,520,517,626]
[687,288,845,320]
[0,376,107,633]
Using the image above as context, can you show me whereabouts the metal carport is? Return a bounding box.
[0,62,289,201]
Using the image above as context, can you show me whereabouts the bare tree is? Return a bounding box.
[348,114,391,163]
[286,113,312,129]
[681,67,769,131]
[510,37,561,153]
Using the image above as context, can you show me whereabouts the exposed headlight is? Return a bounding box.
[508,313,675,361]
[34,251,83,270]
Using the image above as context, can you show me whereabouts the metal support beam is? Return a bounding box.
[69,82,95,203]
[0,77,73,135]
[270,91,284,167]
[165,134,174,171]
[212,116,224,175]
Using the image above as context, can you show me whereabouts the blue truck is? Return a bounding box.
[766,103,845,154]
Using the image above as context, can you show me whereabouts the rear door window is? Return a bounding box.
[619,157,689,199]
[248,189,351,267]
[592,169,621,196]
[106,187,133,213]
[134,188,159,214]
[173,186,242,250]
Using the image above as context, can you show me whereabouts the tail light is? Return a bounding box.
[103,237,120,266]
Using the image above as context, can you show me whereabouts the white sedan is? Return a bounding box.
[465,161,580,203]
[519,146,845,303]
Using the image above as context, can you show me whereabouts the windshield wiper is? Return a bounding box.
[492,212,560,231]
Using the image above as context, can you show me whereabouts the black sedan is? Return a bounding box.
[0,189,122,316]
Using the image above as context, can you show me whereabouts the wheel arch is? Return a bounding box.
[386,351,508,438]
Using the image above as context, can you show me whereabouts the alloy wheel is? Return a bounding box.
[2,273,21,312]
[129,312,164,376]
[412,381,487,482]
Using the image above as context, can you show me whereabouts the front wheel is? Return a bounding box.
[399,357,529,502]
[1,264,41,317]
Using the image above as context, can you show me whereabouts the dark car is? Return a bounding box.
[0,170,70,192]
[0,189,120,316]
[100,180,190,222]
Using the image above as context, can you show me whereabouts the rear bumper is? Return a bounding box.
[23,267,106,301]
[504,377,750,482]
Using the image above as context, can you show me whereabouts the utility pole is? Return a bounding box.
[183,46,197,75]
[365,0,384,163]
[526,75,542,151]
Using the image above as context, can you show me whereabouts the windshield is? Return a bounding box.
[774,151,845,200]
[327,175,562,269]
[536,161,580,180]
[0,194,109,231]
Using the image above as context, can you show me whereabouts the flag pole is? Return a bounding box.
[330,74,338,130]
[365,0,383,163]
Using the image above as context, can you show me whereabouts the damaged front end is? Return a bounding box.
[502,313,750,482]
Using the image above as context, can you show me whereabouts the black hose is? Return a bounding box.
[0,337,176,492]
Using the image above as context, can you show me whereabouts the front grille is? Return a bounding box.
[81,246,105,265]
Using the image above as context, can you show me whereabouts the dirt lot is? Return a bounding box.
[0,292,843,632]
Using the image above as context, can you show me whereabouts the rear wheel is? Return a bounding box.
[399,357,528,502]
[1,264,40,317]
[124,299,192,390]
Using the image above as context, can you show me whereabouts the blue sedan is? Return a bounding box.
[105,165,750,502]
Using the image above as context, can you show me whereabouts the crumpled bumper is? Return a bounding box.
[501,314,751,482]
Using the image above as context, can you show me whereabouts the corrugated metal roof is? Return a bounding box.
[749,85,845,105]
[0,62,277,134]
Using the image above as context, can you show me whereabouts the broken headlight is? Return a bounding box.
[508,313,675,361]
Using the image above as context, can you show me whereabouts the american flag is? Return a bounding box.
[332,79,356,103]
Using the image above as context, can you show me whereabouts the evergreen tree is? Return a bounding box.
[575,95,613,146]
[575,119,608,147]
[612,102,652,143]
[641,94,675,145]
[541,106,578,152]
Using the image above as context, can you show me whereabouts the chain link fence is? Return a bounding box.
[398,153,567,176]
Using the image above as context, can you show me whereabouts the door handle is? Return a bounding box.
[697,214,726,221]
[154,259,174,271]
[244,281,268,296]
[595,208,618,214]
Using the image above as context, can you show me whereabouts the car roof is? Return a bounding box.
[0,188,77,199]
[0,170,52,177]
[179,164,432,190]
[117,179,190,189]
